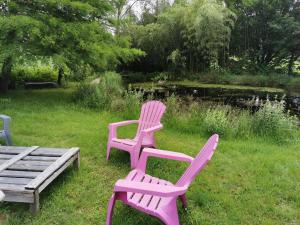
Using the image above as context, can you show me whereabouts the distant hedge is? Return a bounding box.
[12,61,58,85]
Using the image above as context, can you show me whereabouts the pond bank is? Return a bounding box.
[131,81,300,116]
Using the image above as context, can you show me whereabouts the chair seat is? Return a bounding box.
[112,138,154,148]
[125,169,175,214]
[112,138,136,146]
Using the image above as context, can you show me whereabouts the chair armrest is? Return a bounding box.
[141,124,163,134]
[114,180,187,197]
[0,115,11,130]
[135,124,163,147]
[136,148,194,172]
[108,120,139,129]
[108,120,139,139]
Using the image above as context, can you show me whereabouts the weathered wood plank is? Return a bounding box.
[0,170,41,178]
[0,160,53,166]
[2,190,34,203]
[0,146,39,173]
[0,183,26,191]
[0,146,28,155]
[7,164,48,172]
[0,177,32,185]
[25,148,79,190]
[31,148,69,157]
[0,146,80,215]
[0,147,68,156]
[38,154,77,193]
[0,154,59,162]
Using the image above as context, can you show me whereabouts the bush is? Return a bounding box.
[73,71,124,110]
[252,98,297,142]
[121,89,144,119]
[202,106,231,137]
[162,94,297,142]
[12,60,58,85]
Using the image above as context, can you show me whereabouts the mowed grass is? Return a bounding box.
[0,88,299,225]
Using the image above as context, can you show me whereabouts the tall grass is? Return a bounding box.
[162,95,297,142]
[73,71,123,110]
[74,76,297,143]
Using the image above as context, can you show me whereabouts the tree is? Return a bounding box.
[0,0,143,92]
[229,0,300,74]
[126,0,236,72]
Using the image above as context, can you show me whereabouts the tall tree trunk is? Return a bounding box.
[0,56,13,93]
[57,67,63,86]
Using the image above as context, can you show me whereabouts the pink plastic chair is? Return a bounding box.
[106,134,219,225]
[106,100,166,168]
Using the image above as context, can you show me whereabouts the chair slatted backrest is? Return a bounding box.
[136,101,166,135]
[176,134,219,187]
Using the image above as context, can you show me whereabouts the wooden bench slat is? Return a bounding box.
[8,164,48,172]
[0,146,39,173]
[0,183,26,191]
[0,154,59,162]
[0,147,68,156]
[0,177,32,185]
[25,148,79,190]
[0,146,28,153]
[0,170,41,178]
[0,160,53,166]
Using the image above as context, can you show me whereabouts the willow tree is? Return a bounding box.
[0,0,143,92]
[182,0,236,71]
[126,0,236,72]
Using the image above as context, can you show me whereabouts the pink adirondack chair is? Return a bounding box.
[106,134,219,225]
[106,100,166,168]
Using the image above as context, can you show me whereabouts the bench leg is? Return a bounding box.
[73,153,80,169]
[30,191,40,215]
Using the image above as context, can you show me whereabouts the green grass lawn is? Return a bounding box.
[0,88,299,225]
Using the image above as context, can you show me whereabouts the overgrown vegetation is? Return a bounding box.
[0,88,299,225]
[122,0,300,77]
[123,71,300,92]
[74,75,297,143]
[0,0,143,92]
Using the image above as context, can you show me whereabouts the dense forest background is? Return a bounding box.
[0,0,299,92]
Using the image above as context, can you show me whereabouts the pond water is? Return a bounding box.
[132,83,300,117]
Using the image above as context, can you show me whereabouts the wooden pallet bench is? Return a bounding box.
[0,146,80,214]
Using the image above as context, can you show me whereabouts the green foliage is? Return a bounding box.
[73,72,124,110]
[160,94,296,142]
[127,0,236,72]
[118,89,143,119]
[0,0,143,89]
[252,98,297,142]
[229,0,300,75]
[202,106,231,136]
[12,60,58,84]
[1,88,300,225]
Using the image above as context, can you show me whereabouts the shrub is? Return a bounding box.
[252,98,297,142]
[121,89,144,119]
[73,71,124,110]
[12,60,58,85]
[202,106,231,137]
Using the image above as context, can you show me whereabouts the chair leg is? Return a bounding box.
[5,131,13,146]
[106,144,111,161]
[130,152,136,169]
[162,214,179,225]
[106,194,117,225]
[179,194,188,210]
